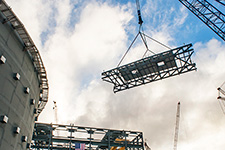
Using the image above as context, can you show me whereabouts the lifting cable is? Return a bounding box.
[117,0,171,67]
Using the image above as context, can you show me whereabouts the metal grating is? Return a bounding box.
[0,0,49,116]
[102,44,197,93]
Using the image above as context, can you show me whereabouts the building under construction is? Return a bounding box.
[0,0,48,149]
[0,0,144,149]
[0,0,224,149]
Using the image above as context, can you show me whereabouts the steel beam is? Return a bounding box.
[179,0,225,41]
[31,123,144,150]
[102,44,196,93]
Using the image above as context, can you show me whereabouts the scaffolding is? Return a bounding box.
[30,123,144,150]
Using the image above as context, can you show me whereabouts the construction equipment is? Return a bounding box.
[173,102,181,150]
[178,1,225,113]
[31,123,144,150]
[53,101,59,136]
[144,139,151,150]
[217,83,225,114]
[215,0,225,6]
[102,0,197,93]
[178,0,225,41]
[110,139,129,150]
[102,45,196,93]
[53,101,58,124]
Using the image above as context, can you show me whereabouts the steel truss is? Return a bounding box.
[102,44,196,93]
[178,0,225,41]
[215,0,225,6]
[30,123,144,150]
[217,84,225,114]
[218,87,225,100]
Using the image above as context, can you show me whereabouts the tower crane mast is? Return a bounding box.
[173,102,181,150]
[178,0,225,41]
[53,101,58,124]
[53,101,59,136]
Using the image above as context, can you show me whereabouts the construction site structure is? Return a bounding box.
[217,84,225,114]
[178,0,225,108]
[173,102,181,150]
[31,122,144,150]
[102,44,196,93]
[53,101,58,124]
[0,0,49,149]
[178,0,225,41]
[144,139,151,150]
[102,0,197,93]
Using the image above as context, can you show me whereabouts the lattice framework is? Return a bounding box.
[102,44,196,93]
[179,0,225,41]
[31,123,144,150]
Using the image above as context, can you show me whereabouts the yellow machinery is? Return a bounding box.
[110,139,128,150]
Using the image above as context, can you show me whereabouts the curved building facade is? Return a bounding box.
[0,1,48,150]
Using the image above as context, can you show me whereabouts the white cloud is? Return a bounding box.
[36,1,133,124]
[6,0,225,150]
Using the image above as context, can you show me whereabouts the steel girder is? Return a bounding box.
[179,0,225,41]
[102,44,196,93]
[31,123,144,150]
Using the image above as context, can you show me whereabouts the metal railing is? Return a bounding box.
[0,0,49,116]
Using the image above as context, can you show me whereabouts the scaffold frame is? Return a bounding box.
[31,123,144,150]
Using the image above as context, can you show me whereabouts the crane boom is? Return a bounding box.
[173,102,181,150]
[215,0,225,6]
[178,0,225,41]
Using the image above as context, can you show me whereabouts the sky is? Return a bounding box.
[5,0,225,149]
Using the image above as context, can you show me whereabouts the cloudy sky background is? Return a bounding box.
[6,0,225,149]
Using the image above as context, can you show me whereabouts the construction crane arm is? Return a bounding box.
[178,0,225,41]
[215,0,225,6]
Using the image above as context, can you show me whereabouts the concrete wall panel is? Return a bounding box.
[0,6,46,149]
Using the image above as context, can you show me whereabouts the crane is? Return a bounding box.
[215,0,225,6]
[136,0,143,25]
[178,0,225,41]
[144,139,151,150]
[53,101,59,136]
[173,102,181,150]
[53,101,58,124]
[217,83,225,114]
[102,0,197,93]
